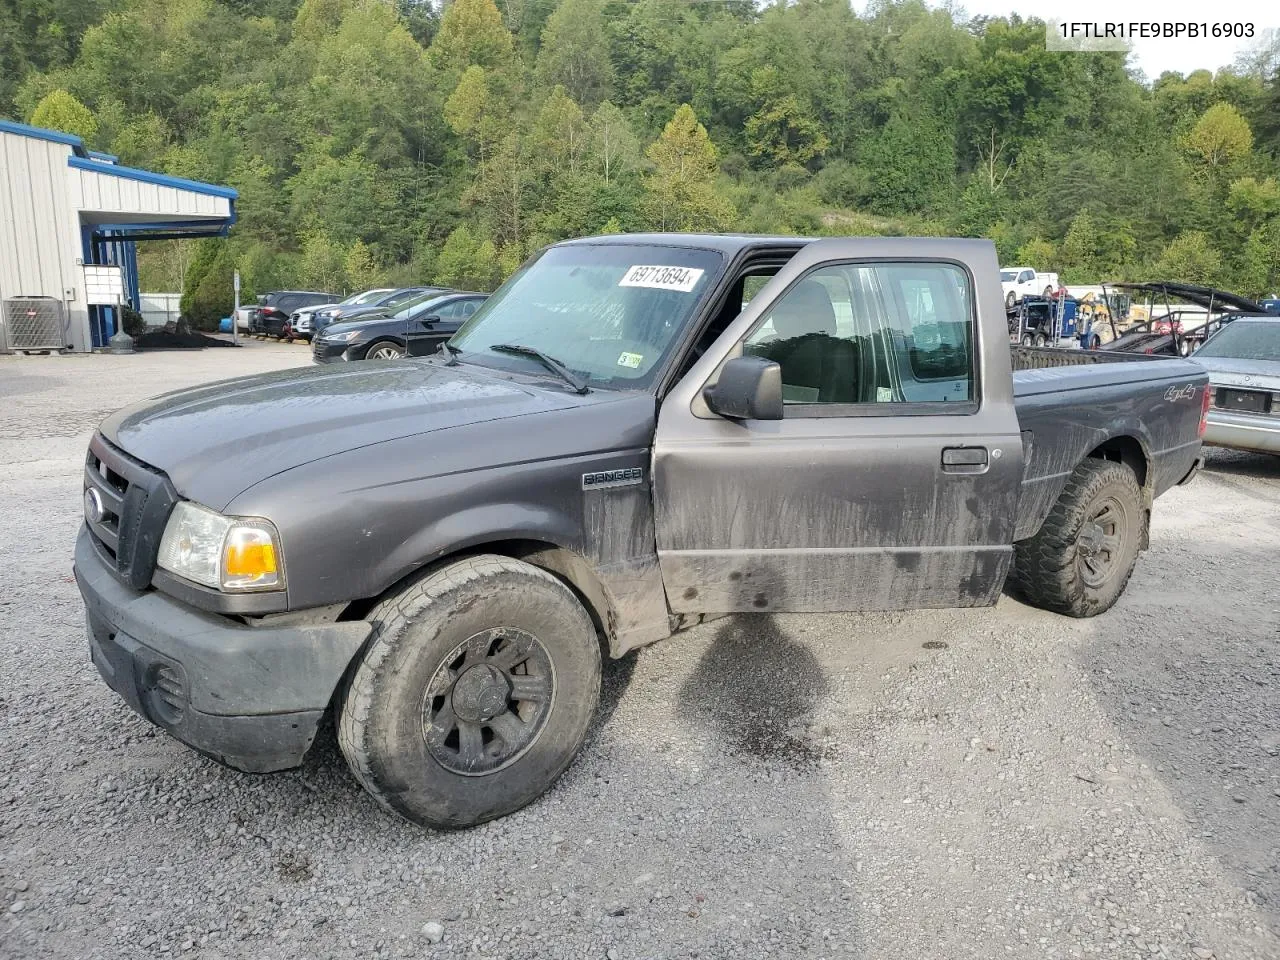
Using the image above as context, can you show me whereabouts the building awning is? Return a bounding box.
[0,119,236,240]
[68,156,236,240]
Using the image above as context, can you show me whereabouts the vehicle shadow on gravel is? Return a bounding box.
[1078,541,1280,935]
[1202,448,1280,483]
[677,614,831,768]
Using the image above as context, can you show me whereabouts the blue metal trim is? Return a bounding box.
[89,219,235,232]
[67,155,238,199]
[87,150,119,163]
[103,229,231,242]
[0,118,84,147]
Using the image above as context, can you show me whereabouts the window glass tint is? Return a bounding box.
[1195,320,1280,361]
[451,244,722,388]
[742,262,973,407]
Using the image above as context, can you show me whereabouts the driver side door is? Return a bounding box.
[651,238,1023,614]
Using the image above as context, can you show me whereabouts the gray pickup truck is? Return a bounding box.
[75,235,1209,828]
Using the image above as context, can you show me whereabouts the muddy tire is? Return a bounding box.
[338,555,601,829]
[1009,459,1143,618]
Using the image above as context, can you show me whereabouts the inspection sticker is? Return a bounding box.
[618,265,704,293]
[617,351,644,369]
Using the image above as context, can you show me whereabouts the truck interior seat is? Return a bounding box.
[758,280,858,403]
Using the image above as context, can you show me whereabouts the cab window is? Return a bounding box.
[742,261,974,409]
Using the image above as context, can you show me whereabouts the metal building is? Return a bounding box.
[0,119,236,353]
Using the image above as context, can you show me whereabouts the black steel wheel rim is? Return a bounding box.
[421,628,556,776]
[1076,496,1127,588]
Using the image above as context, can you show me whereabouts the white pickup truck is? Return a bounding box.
[1001,266,1059,307]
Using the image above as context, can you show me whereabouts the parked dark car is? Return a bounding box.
[250,291,337,339]
[288,288,397,342]
[312,292,487,362]
[311,287,450,337]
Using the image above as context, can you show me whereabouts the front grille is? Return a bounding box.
[84,435,178,590]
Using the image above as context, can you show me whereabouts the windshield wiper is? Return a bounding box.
[436,340,459,365]
[490,343,590,394]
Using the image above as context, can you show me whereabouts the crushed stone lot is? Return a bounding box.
[1,345,1277,960]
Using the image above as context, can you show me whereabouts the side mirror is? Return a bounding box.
[703,355,783,421]
[420,315,441,324]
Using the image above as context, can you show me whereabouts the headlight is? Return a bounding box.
[329,330,361,342]
[157,501,284,592]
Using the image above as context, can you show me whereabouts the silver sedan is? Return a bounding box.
[1194,316,1280,454]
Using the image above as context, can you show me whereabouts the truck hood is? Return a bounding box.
[99,360,602,510]
[1195,356,1280,391]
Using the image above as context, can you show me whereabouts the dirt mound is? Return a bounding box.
[134,330,238,350]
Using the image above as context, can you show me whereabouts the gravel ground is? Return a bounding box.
[1,345,1277,960]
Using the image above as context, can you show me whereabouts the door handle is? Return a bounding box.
[941,446,988,473]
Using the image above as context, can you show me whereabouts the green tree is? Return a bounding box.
[299,230,348,293]
[532,86,588,175]
[344,240,384,291]
[436,223,501,289]
[1154,231,1223,285]
[1184,103,1253,170]
[28,89,97,140]
[588,101,641,187]
[429,0,514,74]
[743,67,828,169]
[445,66,502,160]
[534,0,612,107]
[643,103,732,230]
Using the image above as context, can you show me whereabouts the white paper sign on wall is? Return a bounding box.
[83,265,126,306]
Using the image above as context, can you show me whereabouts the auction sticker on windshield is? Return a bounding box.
[618,265,705,293]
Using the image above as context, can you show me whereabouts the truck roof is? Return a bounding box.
[556,233,811,254]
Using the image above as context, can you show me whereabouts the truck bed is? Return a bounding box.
[1009,347,1206,541]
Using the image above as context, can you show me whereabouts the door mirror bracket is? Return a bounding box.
[703,356,783,421]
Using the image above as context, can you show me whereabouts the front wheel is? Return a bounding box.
[1006,291,1017,308]
[365,341,405,360]
[338,555,601,828]
[1008,459,1143,617]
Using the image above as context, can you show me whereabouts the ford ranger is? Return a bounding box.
[74,235,1209,829]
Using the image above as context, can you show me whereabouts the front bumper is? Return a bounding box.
[1203,411,1280,454]
[312,338,355,363]
[74,527,370,773]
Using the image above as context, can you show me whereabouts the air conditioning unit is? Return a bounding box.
[3,297,67,352]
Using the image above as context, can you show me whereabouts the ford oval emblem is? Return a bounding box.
[84,487,105,524]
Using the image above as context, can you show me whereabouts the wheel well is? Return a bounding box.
[1087,436,1148,489]
[340,538,616,649]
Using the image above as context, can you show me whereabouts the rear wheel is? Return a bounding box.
[365,341,405,360]
[1033,332,1047,347]
[338,555,601,828]
[1009,459,1143,618]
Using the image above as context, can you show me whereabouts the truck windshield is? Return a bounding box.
[449,244,723,389]
[1196,320,1280,361]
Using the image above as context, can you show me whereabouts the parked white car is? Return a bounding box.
[1001,267,1059,307]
